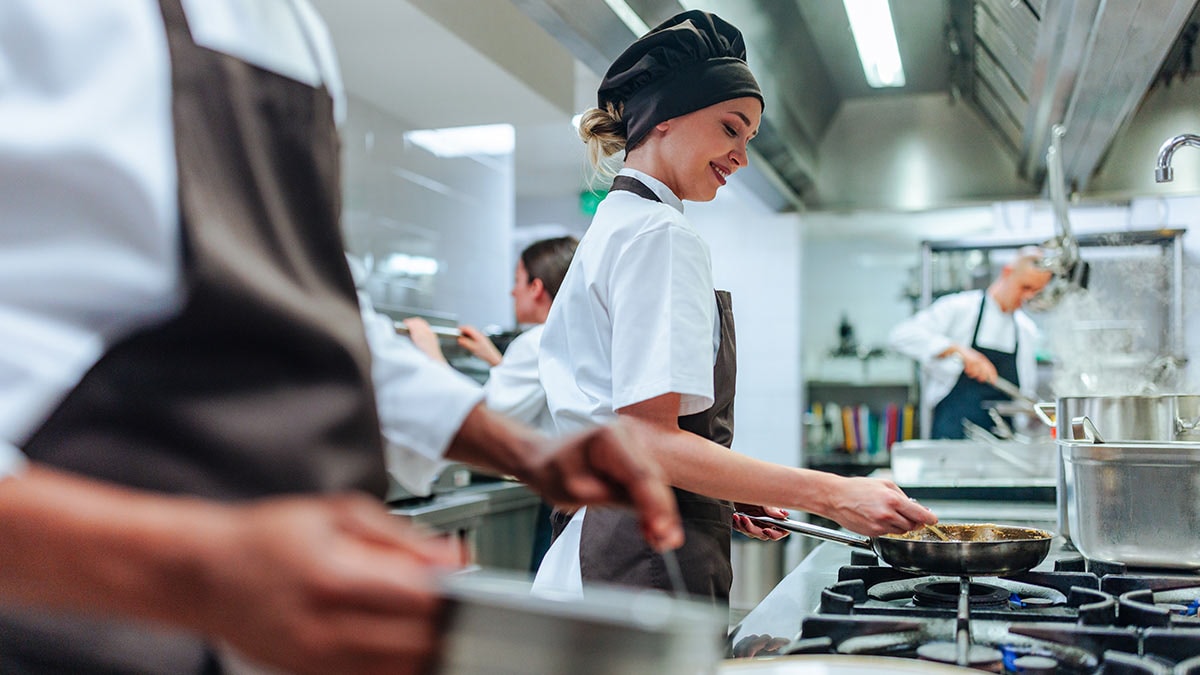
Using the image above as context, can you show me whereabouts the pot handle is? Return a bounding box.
[1034,401,1057,428]
[1177,415,1200,437]
[1070,416,1105,443]
[737,514,874,550]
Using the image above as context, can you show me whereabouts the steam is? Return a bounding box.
[1039,245,1179,397]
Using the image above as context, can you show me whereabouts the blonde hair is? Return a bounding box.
[578,102,627,174]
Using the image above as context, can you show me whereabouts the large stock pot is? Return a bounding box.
[1053,395,1200,541]
[1060,436,1200,568]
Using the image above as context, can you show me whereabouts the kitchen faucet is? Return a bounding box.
[1154,133,1200,182]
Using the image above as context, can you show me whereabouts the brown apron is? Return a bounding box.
[1,1,385,672]
[563,175,738,603]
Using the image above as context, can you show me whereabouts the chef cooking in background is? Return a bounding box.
[533,9,937,603]
[403,236,578,437]
[888,246,1053,439]
[0,3,681,674]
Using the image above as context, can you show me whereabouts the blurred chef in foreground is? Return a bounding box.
[0,3,680,673]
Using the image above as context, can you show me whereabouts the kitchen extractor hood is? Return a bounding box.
[512,0,1200,212]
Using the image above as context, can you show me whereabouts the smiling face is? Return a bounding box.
[628,97,762,202]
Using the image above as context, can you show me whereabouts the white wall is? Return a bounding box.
[690,186,805,470]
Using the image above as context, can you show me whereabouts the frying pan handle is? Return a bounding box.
[737,514,874,550]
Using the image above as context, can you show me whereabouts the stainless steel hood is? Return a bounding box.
[512,0,1200,212]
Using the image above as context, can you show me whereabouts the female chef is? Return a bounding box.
[534,10,937,602]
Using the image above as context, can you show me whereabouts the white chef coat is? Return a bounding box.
[538,168,719,437]
[533,168,720,597]
[359,295,485,496]
[888,289,1040,414]
[0,0,474,487]
[483,324,556,435]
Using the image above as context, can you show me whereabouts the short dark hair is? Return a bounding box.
[520,236,578,300]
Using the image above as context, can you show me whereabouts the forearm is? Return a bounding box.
[0,465,232,632]
[635,425,843,516]
[443,403,543,480]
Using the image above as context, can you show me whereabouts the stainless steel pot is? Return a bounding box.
[437,571,725,674]
[1053,394,1200,541]
[1056,395,1200,442]
[1060,436,1200,568]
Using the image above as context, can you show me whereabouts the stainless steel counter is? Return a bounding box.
[389,480,542,572]
[727,499,1059,650]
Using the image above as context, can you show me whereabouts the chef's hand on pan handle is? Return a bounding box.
[944,344,998,384]
[824,476,937,537]
[401,318,449,364]
[732,504,790,541]
[456,325,502,367]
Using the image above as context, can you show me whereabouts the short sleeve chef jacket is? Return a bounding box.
[483,324,556,435]
[0,0,479,487]
[539,169,719,434]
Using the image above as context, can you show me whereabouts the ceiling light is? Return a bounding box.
[603,0,650,36]
[843,0,906,88]
[404,124,514,158]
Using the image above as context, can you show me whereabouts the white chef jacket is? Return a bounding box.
[533,168,719,597]
[538,168,719,437]
[888,289,1040,414]
[0,0,476,488]
[484,324,556,435]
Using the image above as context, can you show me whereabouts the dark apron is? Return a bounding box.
[930,295,1019,440]
[1,1,386,672]
[561,175,737,603]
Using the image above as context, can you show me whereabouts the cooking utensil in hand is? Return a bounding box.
[991,376,1038,410]
[394,321,462,338]
[736,514,1053,576]
[924,524,951,541]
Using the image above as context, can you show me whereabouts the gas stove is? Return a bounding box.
[763,550,1200,673]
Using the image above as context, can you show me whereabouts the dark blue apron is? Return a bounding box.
[930,294,1019,440]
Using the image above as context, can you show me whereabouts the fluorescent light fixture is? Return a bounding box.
[381,252,439,277]
[603,0,650,36]
[843,0,906,88]
[404,123,514,158]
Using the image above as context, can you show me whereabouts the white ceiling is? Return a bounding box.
[307,0,597,199]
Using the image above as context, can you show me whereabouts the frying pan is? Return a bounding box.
[741,515,1052,577]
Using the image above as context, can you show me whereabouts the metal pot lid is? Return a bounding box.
[719,655,980,674]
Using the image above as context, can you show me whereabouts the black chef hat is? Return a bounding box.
[598,10,764,150]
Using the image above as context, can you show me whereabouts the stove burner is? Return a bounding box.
[1010,654,1057,674]
[915,641,1002,668]
[913,581,1011,610]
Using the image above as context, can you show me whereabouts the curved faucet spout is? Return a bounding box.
[1155,133,1200,182]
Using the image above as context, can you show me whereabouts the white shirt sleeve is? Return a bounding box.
[359,295,484,496]
[482,326,549,427]
[608,223,716,415]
